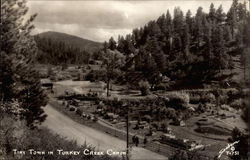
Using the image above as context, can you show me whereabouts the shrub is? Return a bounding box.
[154,83,170,91]
[200,92,216,104]
[219,95,228,105]
[143,115,152,123]
[47,66,54,78]
[227,88,240,98]
[221,104,230,111]
[166,92,189,109]
[139,80,150,96]
[197,103,206,113]
[241,107,248,122]
[85,70,105,82]
[69,106,76,111]
[151,122,159,130]
[76,108,83,116]
[93,116,98,122]
[189,94,201,104]
[165,108,177,119]
[160,122,168,132]
[230,99,243,109]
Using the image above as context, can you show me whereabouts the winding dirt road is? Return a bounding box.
[42,105,168,160]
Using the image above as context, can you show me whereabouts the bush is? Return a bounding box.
[230,99,243,109]
[47,66,54,78]
[196,103,206,113]
[69,106,76,111]
[160,122,168,132]
[76,108,83,116]
[165,108,177,119]
[241,107,248,122]
[142,115,152,123]
[221,104,230,111]
[200,92,216,104]
[139,80,150,96]
[85,70,105,82]
[219,95,228,105]
[189,94,201,104]
[154,83,170,91]
[166,92,189,109]
[151,122,159,130]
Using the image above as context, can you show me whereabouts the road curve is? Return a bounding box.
[42,105,168,160]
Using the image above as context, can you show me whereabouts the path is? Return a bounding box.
[42,105,168,160]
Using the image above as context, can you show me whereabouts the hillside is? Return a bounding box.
[35,31,103,53]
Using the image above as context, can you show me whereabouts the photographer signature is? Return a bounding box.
[218,141,239,158]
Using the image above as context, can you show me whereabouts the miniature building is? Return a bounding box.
[173,119,186,126]
[40,79,53,90]
[107,113,119,120]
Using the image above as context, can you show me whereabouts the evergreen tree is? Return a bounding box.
[1,0,48,128]
[194,7,205,48]
[241,12,250,45]
[212,26,228,71]
[132,28,141,47]
[209,3,216,22]
[124,34,135,55]
[182,24,190,57]
[185,10,193,37]
[173,7,184,34]
[103,41,108,52]
[1,0,37,58]
[108,37,117,50]
[227,0,238,38]
[117,35,125,53]
[216,5,226,24]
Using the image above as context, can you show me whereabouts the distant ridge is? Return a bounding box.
[35,31,103,53]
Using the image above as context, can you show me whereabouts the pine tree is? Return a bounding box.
[103,41,108,52]
[173,7,184,34]
[185,10,193,36]
[124,34,135,55]
[194,7,205,48]
[132,28,141,47]
[1,0,37,58]
[237,2,247,21]
[209,3,216,22]
[227,0,238,38]
[216,5,226,24]
[1,0,48,128]
[108,37,117,50]
[117,35,125,53]
[164,10,173,55]
[212,26,228,71]
[204,19,213,68]
[182,24,190,57]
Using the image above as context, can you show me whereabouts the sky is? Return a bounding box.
[26,0,236,42]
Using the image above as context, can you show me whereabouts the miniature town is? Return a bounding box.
[2,0,249,160]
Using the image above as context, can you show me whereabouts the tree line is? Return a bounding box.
[104,0,250,89]
[35,36,91,65]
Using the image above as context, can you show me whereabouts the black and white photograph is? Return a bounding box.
[0,0,250,159]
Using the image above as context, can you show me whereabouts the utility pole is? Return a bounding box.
[126,103,129,160]
[123,101,129,160]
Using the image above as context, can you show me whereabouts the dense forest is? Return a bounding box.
[104,0,250,89]
[35,36,91,65]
